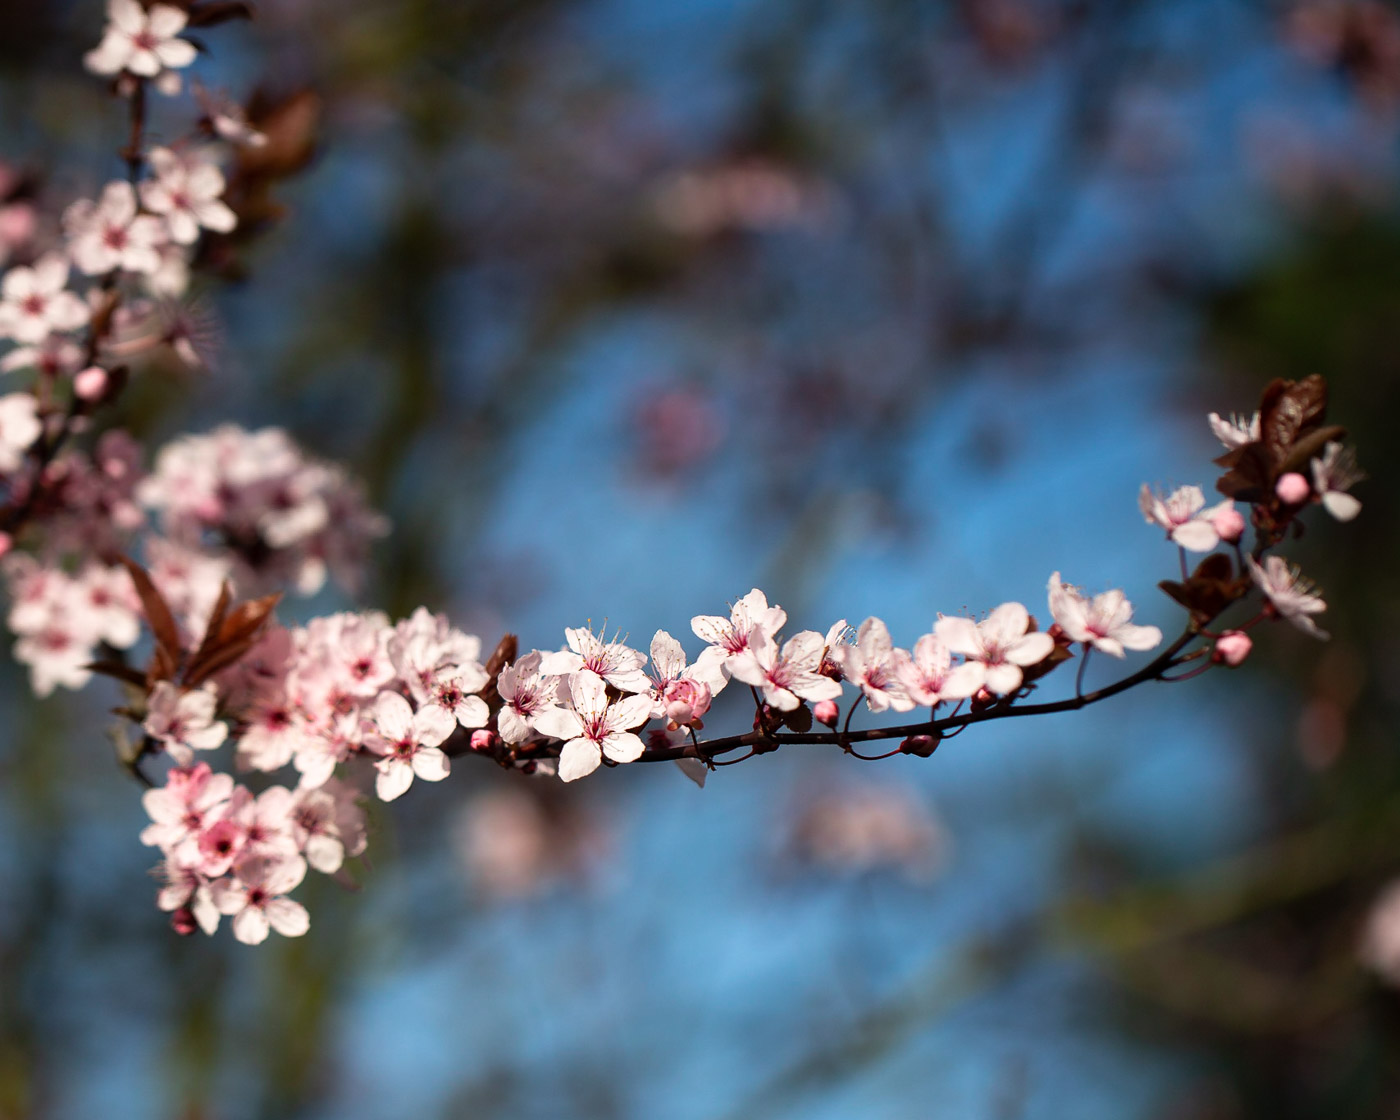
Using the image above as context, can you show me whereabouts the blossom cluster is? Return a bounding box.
[0,0,1372,950]
[141,762,366,944]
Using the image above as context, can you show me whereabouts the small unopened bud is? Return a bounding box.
[971,687,995,710]
[1213,630,1253,667]
[74,365,109,402]
[1275,472,1310,505]
[0,532,12,560]
[663,677,711,725]
[813,699,839,727]
[1212,505,1246,543]
[470,729,498,752]
[900,734,939,758]
[170,906,198,936]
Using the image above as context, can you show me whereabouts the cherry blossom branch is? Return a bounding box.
[473,626,1202,767]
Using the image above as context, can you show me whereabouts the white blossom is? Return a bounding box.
[532,670,652,783]
[1311,441,1362,523]
[936,602,1054,698]
[140,147,237,245]
[831,617,913,713]
[85,0,197,80]
[64,182,165,276]
[0,254,88,344]
[1138,484,1234,552]
[1248,555,1328,640]
[1047,572,1161,658]
[729,628,842,712]
[0,393,41,472]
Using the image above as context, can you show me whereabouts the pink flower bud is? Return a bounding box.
[0,532,12,560]
[470,729,498,752]
[663,677,711,725]
[813,699,840,727]
[170,906,198,936]
[74,366,109,402]
[1275,472,1310,505]
[900,734,939,757]
[1213,630,1252,667]
[0,202,37,249]
[1212,505,1246,543]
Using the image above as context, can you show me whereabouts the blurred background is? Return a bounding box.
[2,0,1399,1117]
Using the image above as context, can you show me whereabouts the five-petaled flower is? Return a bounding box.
[1248,555,1329,640]
[210,854,310,946]
[936,602,1055,697]
[691,588,787,681]
[1311,441,1363,523]
[139,147,238,245]
[143,681,229,765]
[85,0,198,80]
[64,181,166,276]
[539,626,651,693]
[833,617,913,713]
[533,670,653,783]
[0,254,88,344]
[729,629,843,712]
[1139,484,1235,552]
[1047,572,1162,658]
[366,691,454,802]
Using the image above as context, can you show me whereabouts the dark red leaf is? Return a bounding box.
[118,556,182,682]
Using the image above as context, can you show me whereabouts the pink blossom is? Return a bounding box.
[1248,555,1328,639]
[76,564,141,650]
[84,0,197,80]
[894,633,956,708]
[140,763,234,851]
[729,629,842,712]
[210,854,310,945]
[138,425,388,595]
[0,254,88,344]
[1311,441,1363,522]
[155,858,219,934]
[645,628,725,724]
[691,588,787,679]
[0,393,41,473]
[289,782,367,874]
[388,612,488,727]
[1046,572,1162,658]
[1138,484,1234,552]
[140,147,237,245]
[539,626,650,693]
[832,617,913,713]
[532,670,653,782]
[143,682,229,765]
[936,602,1054,697]
[1,333,83,378]
[496,650,559,744]
[63,182,165,276]
[365,691,454,802]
